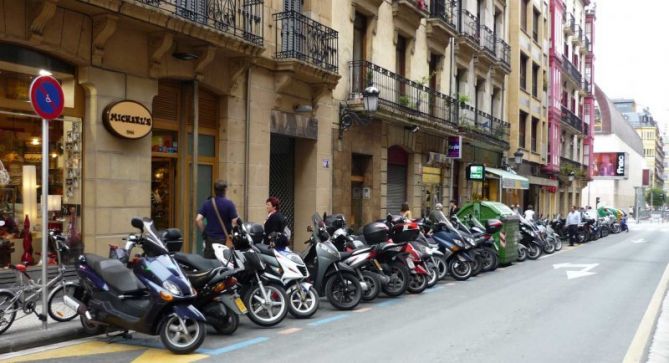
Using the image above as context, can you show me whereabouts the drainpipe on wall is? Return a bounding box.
[191,80,199,252]
[244,67,252,221]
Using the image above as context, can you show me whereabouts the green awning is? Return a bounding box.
[486,167,530,190]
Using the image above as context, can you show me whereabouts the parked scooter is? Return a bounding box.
[518,215,544,260]
[67,218,206,354]
[302,213,363,310]
[428,212,475,281]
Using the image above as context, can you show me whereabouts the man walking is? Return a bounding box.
[195,180,238,258]
[566,205,582,246]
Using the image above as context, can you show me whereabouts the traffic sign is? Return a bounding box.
[29,75,64,120]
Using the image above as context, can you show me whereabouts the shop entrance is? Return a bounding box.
[151,158,176,230]
[351,153,372,230]
[387,146,408,215]
[269,134,295,235]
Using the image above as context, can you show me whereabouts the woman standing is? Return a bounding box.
[265,197,289,249]
[400,202,412,219]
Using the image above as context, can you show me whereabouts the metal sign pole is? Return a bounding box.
[41,118,49,330]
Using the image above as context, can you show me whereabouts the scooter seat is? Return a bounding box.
[173,253,223,272]
[187,269,219,290]
[84,254,146,293]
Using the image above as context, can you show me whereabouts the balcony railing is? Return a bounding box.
[562,55,582,84]
[460,9,480,44]
[480,25,496,56]
[274,11,338,73]
[458,105,510,143]
[136,0,264,46]
[430,0,457,29]
[348,60,458,128]
[496,39,511,68]
[573,24,583,44]
[582,79,592,94]
[561,105,583,133]
[567,13,575,34]
[348,60,509,143]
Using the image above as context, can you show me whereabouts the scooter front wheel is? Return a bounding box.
[244,283,288,327]
[287,284,319,319]
[448,258,472,281]
[159,315,206,354]
[381,262,410,297]
[517,246,528,262]
[360,271,381,302]
[426,262,439,288]
[407,272,428,293]
[325,272,362,310]
[435,256,448,280]
[526,243,542,260]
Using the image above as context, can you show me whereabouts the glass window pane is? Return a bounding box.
[188,133,215,157]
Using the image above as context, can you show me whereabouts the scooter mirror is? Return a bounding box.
[386,214,393,223]
[130,217,144,231]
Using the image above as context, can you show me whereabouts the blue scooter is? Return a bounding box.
[65,217,207,354]
[428,213,476,281]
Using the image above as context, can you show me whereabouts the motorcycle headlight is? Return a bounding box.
[163,280,182,296]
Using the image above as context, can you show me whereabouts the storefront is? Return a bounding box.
[485,167,529,205]
[0,46,84,265]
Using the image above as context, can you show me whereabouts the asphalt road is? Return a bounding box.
[5,222,669,363]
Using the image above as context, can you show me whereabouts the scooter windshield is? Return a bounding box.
[142,218,169,254]
[434,211,464,240]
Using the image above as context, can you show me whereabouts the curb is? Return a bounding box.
[623,263,669,363]
[0,323,86,354]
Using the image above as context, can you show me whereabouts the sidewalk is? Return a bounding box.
[647,288,669,362]
[0,307,85,354]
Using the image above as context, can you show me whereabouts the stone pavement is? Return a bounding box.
[0,304,84,354]
[647,288,669,362]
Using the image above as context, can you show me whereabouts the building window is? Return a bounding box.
[519,111,527,149]
[520,53,528,91]
[521,0,529,32]
[352,12,368,93]
[531,117,539,152]
[532,8,540,41]
[532,63,539,97]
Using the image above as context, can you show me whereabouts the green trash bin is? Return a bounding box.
[457,201,519,265]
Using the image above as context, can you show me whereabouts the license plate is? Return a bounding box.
[406,257,415,269]
[234,297,248,314]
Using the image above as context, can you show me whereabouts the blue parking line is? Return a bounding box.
[199,336,270,356]
[308,314,348,326]
[425,286,444,293]
[377,299,400,307]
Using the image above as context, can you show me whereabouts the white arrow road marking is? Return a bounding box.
[631,239,646,244]
[553,263,599,280]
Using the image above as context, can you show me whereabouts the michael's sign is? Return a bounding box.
[103,100,152,140]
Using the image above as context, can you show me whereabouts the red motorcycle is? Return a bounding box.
[384,215,430,294]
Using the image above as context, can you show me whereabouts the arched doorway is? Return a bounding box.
[387,145,408,215]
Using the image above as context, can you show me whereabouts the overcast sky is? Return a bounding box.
[595,0,669,133]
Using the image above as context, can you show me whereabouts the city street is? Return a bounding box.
[2,222,668,363]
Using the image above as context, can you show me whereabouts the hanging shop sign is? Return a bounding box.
[466,164,485,181]
[103,100,153,140]
[446,136,462,159]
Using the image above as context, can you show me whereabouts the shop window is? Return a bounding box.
[152,130,178,154]
[0,114,83,265]
[188,134,216,157]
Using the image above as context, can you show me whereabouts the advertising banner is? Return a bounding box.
[446,136,462,159]
[592,152,627,178]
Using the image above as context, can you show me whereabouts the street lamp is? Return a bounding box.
[339,83,380,139]
[513,148,524,166]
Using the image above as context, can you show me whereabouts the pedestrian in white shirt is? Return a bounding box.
[524,205,535,221]
[566,206,582,246]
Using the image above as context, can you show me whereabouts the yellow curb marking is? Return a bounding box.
[131,347,208,363]
[277,327,302,335]
[9,341,143,362]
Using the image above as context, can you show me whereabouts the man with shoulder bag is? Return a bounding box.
[195,180,238,259]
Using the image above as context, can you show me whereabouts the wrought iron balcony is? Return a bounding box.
[564,13,575,34]
[562,55,582,85]
[458,105,510,144]
[496,39,511,69]
[460,9,480,45]
[561,105,583,133]
[573,24,583,45]
[348,60,458,128]
[274,11,338,73]
[430,0,457,30]
[582,79,592,95]
[135,0,264,46]
[479,25,496,56]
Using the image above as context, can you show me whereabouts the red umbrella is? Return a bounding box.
[21,215,34,265]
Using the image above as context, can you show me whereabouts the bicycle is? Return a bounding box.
[0,230,79,335]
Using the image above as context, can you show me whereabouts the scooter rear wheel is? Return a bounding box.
[213,310,239,335]
[436,256,448,280]
[481,247,499,272]
[360,271,381,302]
[426,262,439,288]
[381,262,410,297]
[159,315,206,354]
